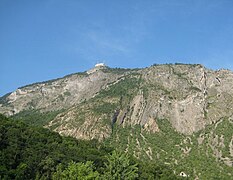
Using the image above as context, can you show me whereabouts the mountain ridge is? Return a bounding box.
[1,63,233,178]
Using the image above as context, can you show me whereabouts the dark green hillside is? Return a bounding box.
[11,109,64,127]
[0,114,112,179]
[0,114,177,180]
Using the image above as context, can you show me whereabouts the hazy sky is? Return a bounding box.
[1,0,233,96]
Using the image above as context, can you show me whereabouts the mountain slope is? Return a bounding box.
[40,64,233,139]
[106,117,233,179]
[1,63,233,135]
[1,63,233,179]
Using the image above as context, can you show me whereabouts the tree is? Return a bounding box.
[52,161,99,180]
[138,162,178,180]
[102,150,138,180]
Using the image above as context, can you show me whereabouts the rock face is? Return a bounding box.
[139,64,233,135]
[1,64,233,140]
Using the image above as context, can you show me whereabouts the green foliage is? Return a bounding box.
[64,91,71,96]
[87,76,141,126]
[102,67,139,74]
[2,106,232,179]
[0,115,112,179]
[11,109,64,126]
[189,86,202,92]
[138,162,178,180]
[107,117,233,179]
[92,102,117,115]
[102,150,138,180]
[52,161,99,180]
[0,114,177,179]
[0,93,11,106]
[97,77,140,99]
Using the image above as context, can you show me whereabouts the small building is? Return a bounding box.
[87,63,107,74]
[95,63,105,67]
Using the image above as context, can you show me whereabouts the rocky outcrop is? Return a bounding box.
[139,64,233,135]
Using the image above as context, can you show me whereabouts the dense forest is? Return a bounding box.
[0,114,177,179]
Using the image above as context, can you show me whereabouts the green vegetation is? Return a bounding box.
[174,63,201,66]
[83,76,141,128]
[92,102,117,115]
[0,114,112,179]
[151,63,201,67]
[102,150,138,179]
[189,86,202,92]
[3,110,233,179]
[63,91,71,96]
[102,67,139,74]
[58,94,65,101]
[19,72,87,89]
[52,161,99,180]
[3,66,233,179]
[0,114,180,179]
[98,76,141,99]
[0,93,11,106]
[105,118,233,179]
[12,109,64,126]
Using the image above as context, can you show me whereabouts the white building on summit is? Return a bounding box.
[95,63,106,67]
[87,63,107,74]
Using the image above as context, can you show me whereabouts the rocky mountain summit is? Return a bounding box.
[1,63,233,138]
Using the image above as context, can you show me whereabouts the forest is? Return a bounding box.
[0,114,176,179]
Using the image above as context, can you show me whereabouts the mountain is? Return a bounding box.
[0,63,233,178]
